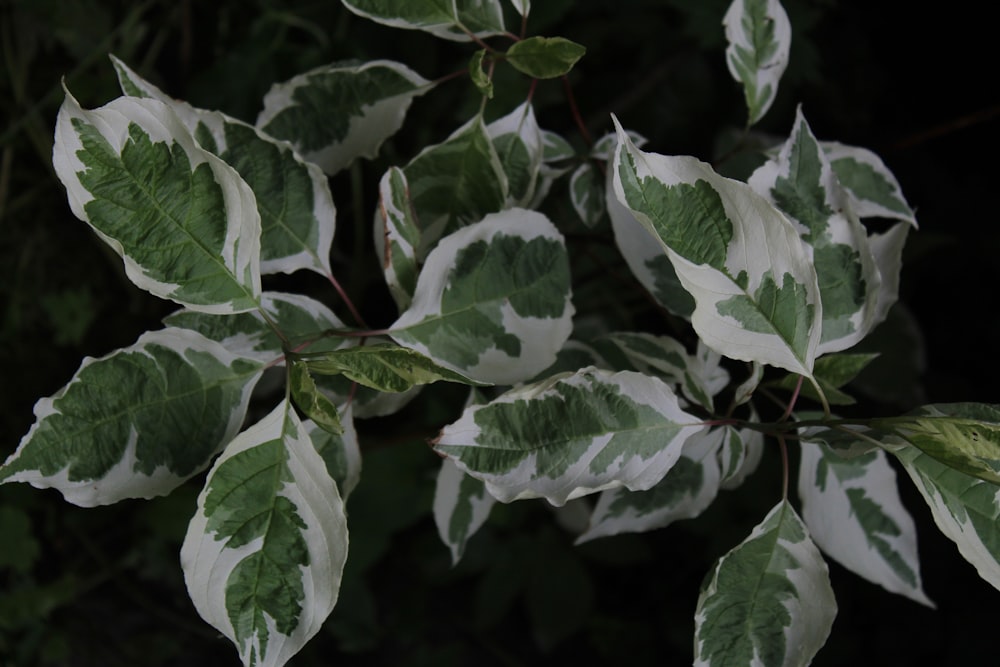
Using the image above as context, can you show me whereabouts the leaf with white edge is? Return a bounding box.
[798,441,933,606]
[469,49,494,99]
[541,129,575,163]
[289,360,344,435]
[529,340,611,383]
[306,406,361,500]
[375,167,421,311]
[434,367,706,506]
[487,102,543,207]
[612,120,821,377]
[53,89,261,314]
[718,420,764,490]
[390,209,573,385]
[341,0,506,41]
[591,129,647,161]
[181,400,348,667]
[404,115,509,253]
[694,500,836,667]
[434,457,497,565]
[576,426,723,543]
[257,60,432,175]
[507,0,529,16]
[869,221,910,325]
[877,403,1000,485]
[770,352,880,406]
[302,343,488,393]
[111,55,336,277]
[722,0,791,126]
[822,141,918,226]
[732,361,764,407]
[0,329,263,507]
[569,162,605,228]
[505,36,586,79]
[749,107,881,354]
[892,444,1000,591]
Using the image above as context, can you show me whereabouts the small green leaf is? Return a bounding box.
[289,360,344,435]
[469,49,493,98]
[770,352,879,405]
[505,36,586,79]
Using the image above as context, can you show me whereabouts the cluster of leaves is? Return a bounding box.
[3,1,1000,665]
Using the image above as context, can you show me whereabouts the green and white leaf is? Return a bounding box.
[718,420,764,490]
[390,208,573,385]
[505,36,586,79]
[541,129,575,163]
[306,405,361,500]
[181,400,348,667]
[591,129,647,161]
[341,0,506,42]
[0,329,263,507]
[822,141,917,226]
[576,426,724,543]
[771,352,879,406]
[434,367,705,506]
[893,444,1000,592]
[569,162,605,228]
[433,457,496,564]
[53,90,261,314]
[868,221,910,325]
[469,49,493,98]
[732,361,764,407]
[507,0,529,17]
[487,101,543,207]
[289,360,344,435]
[529,340,611,383]
[111,55,336,277]
[798,441,933,606]
[375,167,421,310]
[722,0,792,125]
[257,60,432,175]
[694,500,836,667]
[749,107,881,354]
[612,121,821,378]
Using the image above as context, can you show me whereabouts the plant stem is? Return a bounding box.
[778,433,789,500]
[562,75,593,146]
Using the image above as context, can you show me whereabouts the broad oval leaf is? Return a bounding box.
[612,120,821,378]
[722,0,792,126]
[53,89,262,314]
[433,367,706,506]
[433,456,496,565]
[256,60,432,175]
[342,0,506,42]
[390,208,573,385]
[0,329,264,506]
[181,400,348,667]
[694,500,836,667]
[505,36,586,79]
[798,441,933,606]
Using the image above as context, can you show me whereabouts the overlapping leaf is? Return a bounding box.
[434,367,705,505]
[694,500,836,666]
[390,208,573,385]
[305,406,361,500]
[53,90,261,314]
[257,60,432,175]
[0,329,263,506]
[342,0,506,41]
[375,167,421,310]
[822,141,918,226]
[722,0,791,125]
[433,457,496,564]
[181,400,348,667]
[487,102,543,207]
[717,420,764,489]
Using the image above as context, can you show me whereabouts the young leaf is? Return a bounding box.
[798,442,933,606]
[469,49,494,98]
[301,342,488,392]
[505,36,586,79]
[433,457,496,565]
[770,352,880,406]
[718,420,764,489]
[694,500,836,667]
[892,445,1000,592]
[53,90,262,314]
[569,162,605,227]
[0,329,264,507]
[612,120,821,378]
[181,400,348,667]
[111,55,336,278]
[305,406,361,500]
[433,367,706,506]
[289,360,344,434]
[390,208,574,385]
[822,141,918,226]
[341,0,506,41]
[375,167,421,311]
[256,60,432,175]
[722,0,792,126]
[487,102,544,207]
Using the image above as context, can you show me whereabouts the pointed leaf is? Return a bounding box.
[53,89,261,314]
[694,500,836,667]
[390,208,573,384]
[433,457,497,564]
[257,60,432,175]
[722,0,792,125]
[341,0,505,41]
[868,221,910,325]
[798,441,933,606]
[434,367,705,505]
[469,49,494,98]
[732,361,764,407]
[289,360,344,434]
[822,141,917,226]
[505,36,586,79]
[612,121,821,377]
[487,102,544,207]
[507,0,530,17]
[569,162,605,227]
[181,400,348,667]
[375,167,421,310]
[770,352,879,406]
[0,329,264,506]
[718,420,764,489]
[541,129,575,163]
[305,406,361,500]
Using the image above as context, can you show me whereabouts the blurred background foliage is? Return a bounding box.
[1,0,998,665]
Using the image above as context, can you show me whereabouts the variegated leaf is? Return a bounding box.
[798,441,933,606]
[342,0,506,42]
[505,36,586,79]
[375,166,421,310]
[569,162,605,228]
[434,367,705,505]
[507,0,529,17]
[718,420,764,489]
[612,120,822,378]
[289,360,344,435]
[53,89,261,314]
[822,141,918,226]
[181,400,348,667]
[770,352,880,406]
[722,0,792,126]
[305,405,361,500]
[694,500,836,666]
[433,457,496,564]
[390,208,573,385]
[257,60,432,175]
[111,55,336,277]
[0,329,263,506]
[732,361,764,407]
[487,102,543,207]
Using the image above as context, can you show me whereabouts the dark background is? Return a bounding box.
[2,1,998,665]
